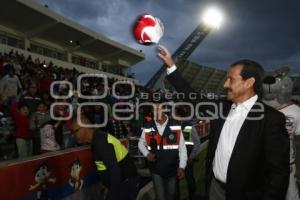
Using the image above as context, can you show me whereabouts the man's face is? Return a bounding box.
[223,65,249,103]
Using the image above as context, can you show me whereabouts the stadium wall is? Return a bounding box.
[0,146,103,200]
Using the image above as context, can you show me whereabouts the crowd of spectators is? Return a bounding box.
[0,49,208,162]
[0,49,154,161]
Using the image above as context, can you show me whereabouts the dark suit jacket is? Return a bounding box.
[167,70,290,200]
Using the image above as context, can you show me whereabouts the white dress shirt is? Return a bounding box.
[213,95,258,182]
[138,116,188,169]
[166,65,177,75]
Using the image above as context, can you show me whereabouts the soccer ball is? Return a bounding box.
[133,15,164,45]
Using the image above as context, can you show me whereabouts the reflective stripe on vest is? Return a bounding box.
[147,146,161,150]
[144,128,155,133]
[169,126,181,130]
[147,145,179,150]
[94,134,128,171]
[163,145,179,150]
[185,141,194,145]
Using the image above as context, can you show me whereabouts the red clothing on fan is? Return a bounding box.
[38,76,52,93]
[10,102,31,139]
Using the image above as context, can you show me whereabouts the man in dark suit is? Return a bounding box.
[156,45,290,200]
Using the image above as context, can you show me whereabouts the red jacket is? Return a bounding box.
[10,102,31,139]
[38,76,52,93]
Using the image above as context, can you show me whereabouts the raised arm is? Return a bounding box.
[157,45,222,118]
[157,45,195,94]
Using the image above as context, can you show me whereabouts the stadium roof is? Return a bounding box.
[165,59,227,93]
[0,0,145,67]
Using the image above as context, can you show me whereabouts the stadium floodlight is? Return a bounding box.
[202,7,223,29]
[146,6,225,89]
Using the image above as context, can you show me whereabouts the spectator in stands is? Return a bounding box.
[71,114,139,200]
[92,104,105,126]
[13,59,22,76]
[129,110,143,136]
[0,49,149,162]
[26,55,33,66]
[81,105,94,124]
[138,102,187,200]
[58,75,70,96]
[34,58,41,66]
[38,72,52,94]
[70,90,80,111]
[105,99,113,119]
[52,100,67,148]
[62,109,73,149]
[0,67,22,109]
[10,101,32,158]
[40,91,53,109]
[106,117,128,139]
[40,121,61,153]
[19,71,31,93]
[0,93,6,112]
[20,82,41,115]
[30,101,51,155]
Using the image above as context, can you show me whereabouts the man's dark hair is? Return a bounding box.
[230,59,265,96]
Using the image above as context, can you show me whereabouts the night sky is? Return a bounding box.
[37,0,300,85]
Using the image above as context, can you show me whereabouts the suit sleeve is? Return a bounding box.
[167,68,195,95]
[263,112,289,200]
[166,68,220,117]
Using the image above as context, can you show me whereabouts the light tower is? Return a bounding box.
[146,7,224,90]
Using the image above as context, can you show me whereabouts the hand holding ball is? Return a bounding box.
[157,45,174,68]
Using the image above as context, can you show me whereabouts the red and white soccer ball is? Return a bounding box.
[133,15,164,45]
